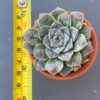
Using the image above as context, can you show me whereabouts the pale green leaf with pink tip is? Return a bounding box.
[39,14,55,27]
[81,41,93,58]
[80,23,92,40]
[34,59,46,71]
[45,48,58,58]
[51,7,65,19]
[58,50,73,61]
[66,52,82,67]
[58,13,71,26]
[59,66,73,76]
[38,25,50,40]
[70,27,79,42]
[33,44,48,61]
[23,42,34,53]
[50,21,63,29]
[23,29,41,46]
[74,34,87,52]
[63,38,73,52]
[70,12,84,29]
[45,58,63,75]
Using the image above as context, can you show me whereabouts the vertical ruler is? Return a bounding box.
[13,0,32,100]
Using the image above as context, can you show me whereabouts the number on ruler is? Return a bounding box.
[16,83,21,88]
[17,59,21,64]
[16,71,21,76]
[17,48,22,53]
[23,96,26,100]
[16,36,22,41]
[22,65,26,70]
[17,25,21,30]
[17,15,21,19]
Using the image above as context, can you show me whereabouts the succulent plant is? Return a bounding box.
[23,7,94,76]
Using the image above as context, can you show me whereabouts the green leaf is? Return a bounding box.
[74,34,87,52]
[51,7,65,19]
[81,41,93,58]
[38,25,50,40]
[80,23,92,40]
[50,35,64,48]
[66,52,82,67]
[45,48,58,58]
[48,29,57,40]
[34,59,46,71]
[23,42,34,53]
[58,50,73,61]
[50,21,63,29]
[70,27,79,42]
[58,13,71,26]
[55,29,65,38]
[45,58,63,75]
[60,27,70,36]
[38,14,55,27]
[32,29,40,39]
[51,31,69,54]
[52,46,65,54]
[63,34,70,46]
[70,12,84,29]
[23,29,38,39]
[43,35,51,49]
[59,66,73,76]
[54,30,69,46]
[28,38,41,46]
[63,38,73,52]
[23,29,41,46]
[50,29,65,47]
[33,44,48,61]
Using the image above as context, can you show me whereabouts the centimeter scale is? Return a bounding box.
[13,0,32,100]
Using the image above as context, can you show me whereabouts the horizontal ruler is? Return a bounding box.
[13,0,32,100]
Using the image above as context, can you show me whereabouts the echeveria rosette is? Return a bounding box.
[23,7,94,76]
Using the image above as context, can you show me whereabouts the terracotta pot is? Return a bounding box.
[30,12,98,80]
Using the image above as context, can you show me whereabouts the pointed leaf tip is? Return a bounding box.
[81,41,93,58]
[80,23,92,40]
[45,58,63,75]
[39,14,55,27]
[34,59,46,71]
[58,13,71,26]
[45,48,58,58]
[23,42,34,53]
[71,11,84,29]
[51,7,65,19]
[58,50,73,61]
[74,34,87,52]
[59,66,73,76]
[33,44,48,61]
[66,52,82,67]
[38,25,50,40]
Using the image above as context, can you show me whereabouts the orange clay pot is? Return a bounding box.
[30,11,99,80]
